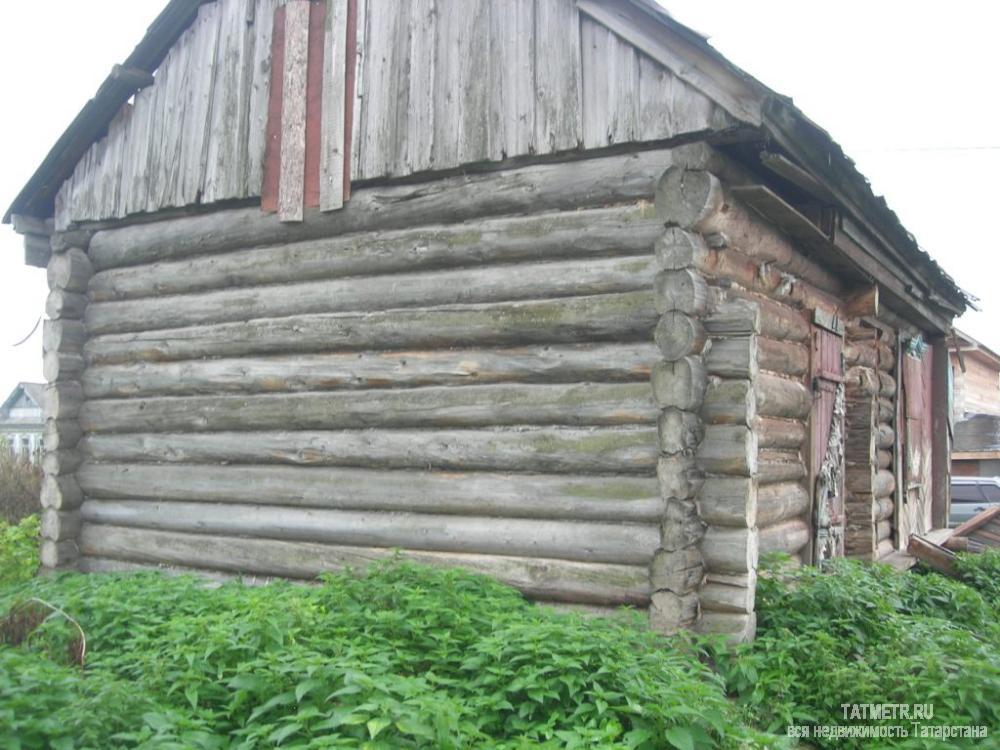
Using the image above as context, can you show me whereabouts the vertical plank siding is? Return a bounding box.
[277,0,311,221]
[54,0,733,228]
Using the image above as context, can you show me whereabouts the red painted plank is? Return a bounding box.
[261,6,287,214]
[303,0,327,209]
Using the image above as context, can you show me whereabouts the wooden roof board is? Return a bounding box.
[0,0,973,317]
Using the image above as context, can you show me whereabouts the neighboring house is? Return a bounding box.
[949,331,1000,476]
[0,383,45,464]
[5,0,969,642]
[950,329,1000,421]
[953,415,1000,477]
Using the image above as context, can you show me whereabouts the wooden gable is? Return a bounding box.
[52,0,737,229]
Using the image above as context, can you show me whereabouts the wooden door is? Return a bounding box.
[900,342,935,537]
[811,321,846,562]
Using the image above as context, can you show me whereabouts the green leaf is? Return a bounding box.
[367,718,392,738]
[664,725,695,750]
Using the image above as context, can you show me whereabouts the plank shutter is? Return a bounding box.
[811,319,846,562]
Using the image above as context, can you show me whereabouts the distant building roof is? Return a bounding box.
[950,329,1000,370]
[0,382,45,420]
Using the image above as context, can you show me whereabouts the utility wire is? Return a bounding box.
[11,316,41,347]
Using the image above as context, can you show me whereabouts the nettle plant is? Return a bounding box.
[0,563,781,750]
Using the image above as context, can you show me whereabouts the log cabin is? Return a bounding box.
[5,0,970,641]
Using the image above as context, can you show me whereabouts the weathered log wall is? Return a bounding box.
[653,159,823,642]
[843,323,899,559]
[70,150,701,611]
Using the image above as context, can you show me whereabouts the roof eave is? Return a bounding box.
[3,0,210,224]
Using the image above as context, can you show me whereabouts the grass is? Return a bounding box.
[0,443,42,525]
[1,548,998,749]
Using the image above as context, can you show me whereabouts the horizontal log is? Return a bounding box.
[877,539,894,558]
[89,149,673,269]
[694,611,756,643]
[755,482,809,527]
[40,540,79,569]
[844,343,877,369]
[700,526,758,574]
[658,227,840,316]
[731,292,810,342]
[649,547,704,593]
[757,337,808,377]
[650,357,706,411]
[49,229,94,254]
[85,291,659,364]
[876,423,895,449]
[657,409,704,455]
[654,268,708,315]
[46,289,87,320]
[43,320,86,355]
[43,382,83,420]
[842,286,879,319]
[699,580,755,614]
[649,591,698,635]
[879,372,896,398]
[89,206,664,301]
[873,469,896,499]
[756,373,811,420]
[877,343,894,372]
[657,457,703,503]
[696,477,756,528]
[845,366,878,398]
[703,298,760,336]
[654,228,710,270]
[874,497,894,523]
[47,248,92,292]
[79,382,658,434]
[83,343,660,399]
[697,425,757,476]
[758,519,810,555]
[42,450,82,476]
[41,509,81,542]
[656,170,843,294]
[754,416,806,450]
[43,420,83,451]
[41,474,83,510]
[79,500,659,565]
[76,462,663,522]
[86,254,659,335]
[877,449,892,470]
[80,425,658,474]
[649,591,699,634]
[878,398,895,424]
[757,450,806,484]
[702,379,755,425]
[654,312,707,361]
[43,350,85,382]
[704,336,757,379]
[78,525,652,605]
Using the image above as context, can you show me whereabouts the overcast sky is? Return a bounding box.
[1,1,998,402]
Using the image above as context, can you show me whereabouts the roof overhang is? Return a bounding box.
[3,0,212,224]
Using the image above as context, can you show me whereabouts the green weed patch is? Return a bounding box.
[0,563,777,749]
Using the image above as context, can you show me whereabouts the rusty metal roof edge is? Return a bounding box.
[3,0,211,225]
